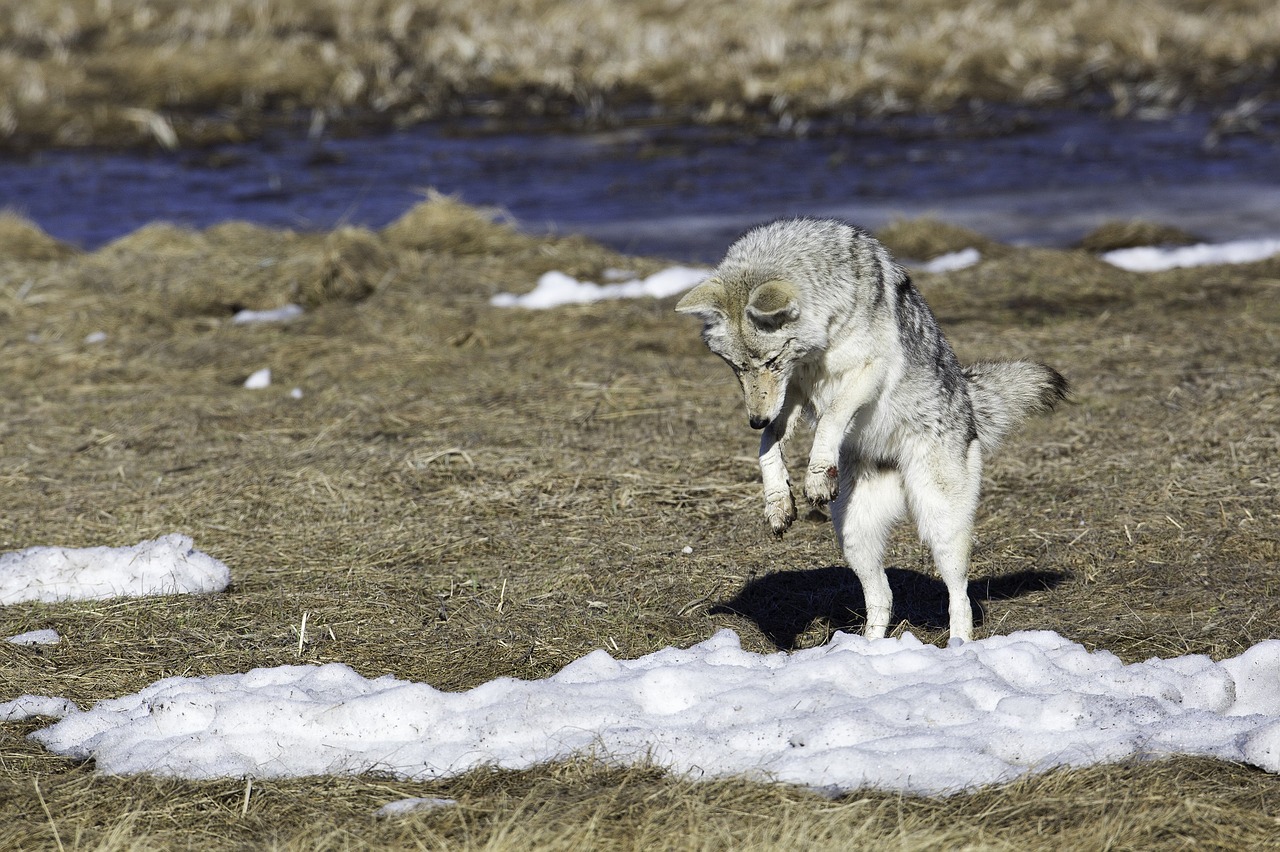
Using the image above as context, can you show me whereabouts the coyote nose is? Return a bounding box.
[748,415,770,430]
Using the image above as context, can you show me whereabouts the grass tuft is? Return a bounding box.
[0,210,79,261]
[875,216,1008,262]
[1077,219,1202,252]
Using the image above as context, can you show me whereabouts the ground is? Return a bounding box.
[1,199,1278,849]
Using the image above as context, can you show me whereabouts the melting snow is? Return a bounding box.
[6,628,61,645]
[491,267,708,308]
[374,797,458,818]
[8,629,1280,795]
[232,303,304,324]
[2,696,79,722]
[916,248,981,273]
[488,237,1280,309]
[1103,237,1280,271]
[243,368,272,389]
[0,534,230,604]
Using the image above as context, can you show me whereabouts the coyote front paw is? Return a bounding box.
[804,463,839,505]
[764,489,797,536]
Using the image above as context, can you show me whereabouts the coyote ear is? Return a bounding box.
[746,279,800,330]
[675,279,727,325]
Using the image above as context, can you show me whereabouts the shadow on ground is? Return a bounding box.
[711,566,1071,649]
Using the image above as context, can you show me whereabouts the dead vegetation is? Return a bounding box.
[1,202,1279,848]
[1,0,1278,150]
[0,210,78,261]
[1077,219,1202,252]
[875,216,1011,261]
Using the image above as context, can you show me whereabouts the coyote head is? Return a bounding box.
[676,277,803,430]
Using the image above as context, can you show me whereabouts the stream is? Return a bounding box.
[2,107,1277,262]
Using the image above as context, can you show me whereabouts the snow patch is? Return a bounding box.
[491,267,708,309]
[23,629,1280,795]
[0,695,79,722]
[0,534,231,604]
[243,368,272,389]
[232,303,304,324]
[917,248,981,273]
[1103,238,1280,271]
[374,797,458,818]
[7,628,61,645]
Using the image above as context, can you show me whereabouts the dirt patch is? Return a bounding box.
[2,207,1278,848]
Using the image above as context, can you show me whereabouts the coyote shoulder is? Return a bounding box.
[676,218,1067,642]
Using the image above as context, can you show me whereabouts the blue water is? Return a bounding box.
[2,108,1278,262]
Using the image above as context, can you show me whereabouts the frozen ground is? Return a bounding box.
[2,538,1279,795]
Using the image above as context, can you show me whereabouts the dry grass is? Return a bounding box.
[0,210,79,261]
[1076,219,1201,252]
[2,201,1279,848]
[1,0,1278,150]
[875,216,1011,261]
[5,758,1279,850]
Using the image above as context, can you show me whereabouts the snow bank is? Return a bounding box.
[1103,237,1280,271]
[18,629,1280,794]
[491,267,708,309]
[0,534,230,604]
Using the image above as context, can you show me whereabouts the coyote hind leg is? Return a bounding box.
[903,440,982,643]
[831,460,906,639]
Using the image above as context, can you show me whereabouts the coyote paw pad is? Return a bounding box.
[764,490,796,536]
[804,464,839,505]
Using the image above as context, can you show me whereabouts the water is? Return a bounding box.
[2,108,1277,262]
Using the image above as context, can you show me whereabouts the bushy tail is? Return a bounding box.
[964,361,1068,454]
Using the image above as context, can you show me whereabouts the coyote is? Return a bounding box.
[676,218,1066,642]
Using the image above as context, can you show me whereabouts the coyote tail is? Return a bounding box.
[964,361,1069,454]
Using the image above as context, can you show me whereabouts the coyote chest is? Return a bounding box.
[793,356,901,461]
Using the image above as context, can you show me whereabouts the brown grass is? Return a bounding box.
[2,202,1279,848]
[1,0,1278,150]
[1077,219,1202,252]
[0,211,79,261]
[875,216,1011,261]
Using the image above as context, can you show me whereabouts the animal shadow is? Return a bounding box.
[710,565,1070,650]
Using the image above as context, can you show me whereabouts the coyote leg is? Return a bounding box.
[759,410,801,535]
[904,441,982,643]
[831,461,906,639]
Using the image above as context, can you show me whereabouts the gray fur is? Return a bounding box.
[677,217,1067,642]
